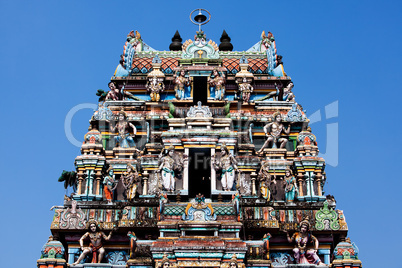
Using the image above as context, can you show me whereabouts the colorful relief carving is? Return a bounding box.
[212,144,240,191]
[258,111,292,153]
[258,161,276,200]
[60,200,85,229]
[208,68,226,100]
[127,231,137,259]
[237,76,253,103]
[103,167,117,204]
[315,200,340,231]
[72,219,113,265]
[173,69,191,100]
[285,217,324,265]
[284,169,298,203]
[108,109,137,148]
[122,163,140,201]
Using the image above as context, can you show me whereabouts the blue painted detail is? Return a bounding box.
[270,252,294,266]
[141,67,149,74]
[106,251,128,265]
[286,103,306,122]
[182,206,217,221]
[163,67,173,74]
[132,67,140,73]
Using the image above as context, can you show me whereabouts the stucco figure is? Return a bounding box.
[103,167,117,204]
[208,69,226,100]
[284,168,298,202]
[109,110,137,148]
[257,111,292,153]
[173,69,190,100]
[122,163,140,201]
[213,144,240,191]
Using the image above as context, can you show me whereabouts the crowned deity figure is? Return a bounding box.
[237,76,254,103]
[208,69,226,100]
[103,167,118,204]
[146,75,165,102]
[284,168,298,202]
[212,144,240,191]
[257,111,292,153]
[158,146,176,192]
[72,220,113,265]
[285,217,325,265]
[173,69,190,100]
[105,81,136,101]
[258,162,276,201]
[121,163,140,201]
[109,109,136,148]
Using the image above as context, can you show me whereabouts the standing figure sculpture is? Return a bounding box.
[284,168,298,202]
[158,146,176,192]
[103,167,118,204]
[122,163,140,201]
[257,111,292,153]
[127,231,137,259]
[208,69,226,100]
[146,75,165,102]
[258,162,276,200]
[213,144,240,191]
[285,217,324,265]
[72,220,113,265]
[173,69,190,100]
[109,110,137,148]
[237,76,254,103]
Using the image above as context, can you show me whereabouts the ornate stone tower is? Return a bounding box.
[38,9,362,268]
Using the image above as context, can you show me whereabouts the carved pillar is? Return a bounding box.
[316,172,323,196]
[77,171,85,195]
[211,148,216,192]
[183,148,189,192]
[95,170,102,196]
[142,170,149,195]
[251,172,257,196]
[297,173,304,197]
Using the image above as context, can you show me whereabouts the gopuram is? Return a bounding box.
[38,9,362,268]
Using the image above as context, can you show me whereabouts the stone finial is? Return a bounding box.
[219,30,233,51]
[169,30,183,51]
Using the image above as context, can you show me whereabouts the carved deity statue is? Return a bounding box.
[237,76,254,103]
[127,231,137,259]
[282,81,295,102]
[108,110,137,148]
[158,146,176,192]
[258,162,277,200]
[173,69,190,100]
[208,69,226,100]
[122,163,140,201]
[103,167,117,204]
[257,111,292,153]
[285,217,324,265]
[212,144,240,191]
[105,81,135,101]
[146,75,165,102]
[284,168,298,202]
[72,220,112,265]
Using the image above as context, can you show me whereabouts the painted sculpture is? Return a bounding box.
[127,231,137,259]
[262,233,271,260]
[208,69,225,100]
[173,69,190,100]
[258,162,276,200]
[284,168,298,202]
[285,217,324,265]
[158,146,176,192]
[72,220,113,265]
[257,111,292,153]
[237,76,254,103]
[105,82,135,101]
[103,167,117,204]
[122,163,140,201]
[212,144,239,191]
[146,74,165,102]
[282,81,295,102]
[109,110,137,148]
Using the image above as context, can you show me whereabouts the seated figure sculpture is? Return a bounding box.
[72,220,112,265]
[285,217,325,265]
[105,81,136,101]
[173,69,190,100]
[212,144,240,191]
[146,75,165,102]
[257,111,292,154]
[208,69,226,100]
[109,109,136,148]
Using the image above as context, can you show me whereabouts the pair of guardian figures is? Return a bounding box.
[157,144,240,193]
[173,68,225,101]
[72,218,324,266]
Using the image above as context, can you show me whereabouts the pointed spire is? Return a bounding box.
[219,30,233,51]
[169,30,183,51]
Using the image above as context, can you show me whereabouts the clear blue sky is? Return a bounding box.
[1,1,401,267]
